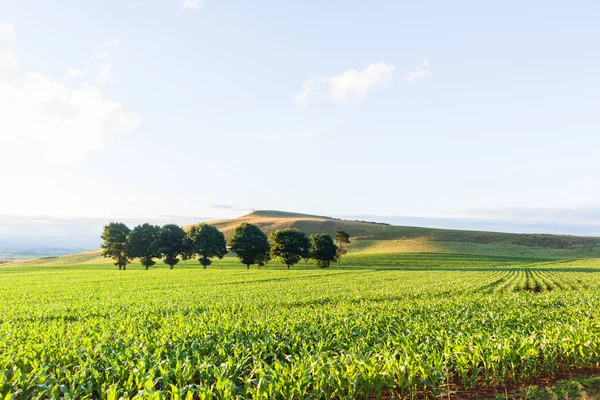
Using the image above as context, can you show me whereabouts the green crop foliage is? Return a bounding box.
[1,253,600,399]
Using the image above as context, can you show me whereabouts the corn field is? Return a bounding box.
[1,254,600,399]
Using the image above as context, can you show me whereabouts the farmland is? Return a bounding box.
[2,253,600,399]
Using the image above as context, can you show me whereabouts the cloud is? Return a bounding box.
[0,21,140,163]
[294,79,319,108]
[96,64,112,85]
[68,68,89,77]
[209,205,251,212]
[210,204,236,210]
[405,60,432,85]
[0,21,15,40]
[182,0,205,10]
[294,62,395,107]
[95,40,119,59]
[0,21,18,73]
[299,128,324,139]
[264,127,328,142]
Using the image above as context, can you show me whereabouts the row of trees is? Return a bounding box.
[101,222,351,270]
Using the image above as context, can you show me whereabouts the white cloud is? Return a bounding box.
[299,128,324,139]
[294,62,395,107]
[0,21,140,163]
[96,64,112,85]
[405,60,432,85]
[0,21,18,73]
[182,0,205,10]
[293,78,324,108]
[68,68,89,77]
[264,127,328,142]
[0,21,15,40]
[95,40,119,59]
[329,62,395,102]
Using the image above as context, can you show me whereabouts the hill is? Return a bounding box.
[6,210,600,266]
[188,210,600,259]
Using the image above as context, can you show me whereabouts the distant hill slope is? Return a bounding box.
[6,249,105,266]
[187,210,600,259]
[6,210,600,266]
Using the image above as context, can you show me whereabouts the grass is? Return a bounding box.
[2,253,600,398]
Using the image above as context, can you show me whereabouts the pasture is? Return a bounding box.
[2,253,600,398]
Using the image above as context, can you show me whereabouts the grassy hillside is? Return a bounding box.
[188,210,600,259]
[9,249,105,266]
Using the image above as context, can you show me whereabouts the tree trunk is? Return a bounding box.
[287,264,290,269]
[123,265,126,270]
[145,266,149,270]
[170,265,173,270]
[246,264,250,269]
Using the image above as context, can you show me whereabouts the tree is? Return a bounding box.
[229,223,271,269]
[101,222,131,270]
[187,224,227,268]
[269,228,310,269]
[334,230,351,267]
[255,252,270,269]
[154,224,188,269]
[127,223,161,270]
[310,233,338,268]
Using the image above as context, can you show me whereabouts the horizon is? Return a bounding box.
[4,206,600,255]
[2,1,600,237]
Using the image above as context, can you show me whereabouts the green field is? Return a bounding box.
[2,253,600,399]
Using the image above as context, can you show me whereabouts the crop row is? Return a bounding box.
[1,256,600,399]
[474,268,594,294]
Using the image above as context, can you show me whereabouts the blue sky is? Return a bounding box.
[1,0,600,231]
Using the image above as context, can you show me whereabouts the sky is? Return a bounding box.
[1,0,600,235]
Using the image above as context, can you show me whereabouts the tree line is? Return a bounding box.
[101,222,351,270]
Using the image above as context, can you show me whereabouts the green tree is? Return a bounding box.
[269,228,310,269]
[255,252,270,269]
[229,223,271,269]
[310,233,338,268]
[187,224,227,268]
[127,223,161,270]
[100,222,131,270]
[334,230,351,267]
[154,224,188,269]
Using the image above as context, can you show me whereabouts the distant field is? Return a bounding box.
[2,253,600,398]
[0,247,89,261]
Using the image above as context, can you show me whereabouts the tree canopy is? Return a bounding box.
[229,223,271,269]
[269,228,310,269]
[310,233,338,268]
[187,224,227,268]
[100,222,132,270]
[334,230,351,267]
[127,223,162,270]
[154,224,188,269]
